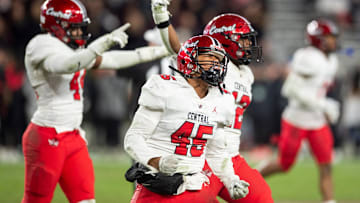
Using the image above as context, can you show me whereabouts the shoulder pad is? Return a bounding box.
[291,47,323,76]
[25,34,71,67]
[138,75,169,110]
[239,65,255,85]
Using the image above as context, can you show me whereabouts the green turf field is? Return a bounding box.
[1,154,359,203]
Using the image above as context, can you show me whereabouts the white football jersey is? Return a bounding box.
[282,46,338,129]
[127,74,236,174]
[222,62,254,156]
[25,33,87,133]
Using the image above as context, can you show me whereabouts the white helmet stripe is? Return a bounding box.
[72,0,89,18]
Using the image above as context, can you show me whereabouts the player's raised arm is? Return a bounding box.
[151,0,180,54]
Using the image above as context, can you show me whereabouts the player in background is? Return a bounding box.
[124,35,250,202]
[258,19,340,203]
[22,0,169,202]
[151,0,273,202]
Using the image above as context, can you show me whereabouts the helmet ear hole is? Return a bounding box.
[181,59,185,64]
[60,21,68,28]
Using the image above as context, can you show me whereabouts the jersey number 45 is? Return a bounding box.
[171,121,213,157]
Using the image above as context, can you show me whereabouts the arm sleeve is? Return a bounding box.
[43,49,96,73]
[26,35,97,74]
[98,46,169,70]
[206,126,238,183]
[282,48,326,109]
[124,75,167,166]
[281,71,326,110]
[158,27,176,54]
[124,105,162,166]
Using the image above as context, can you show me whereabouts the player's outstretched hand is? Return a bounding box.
[110,23,130,48]
[225,176,250,199]
[159,154,181,175]
[88,22,131,55]
[151,0,171,25]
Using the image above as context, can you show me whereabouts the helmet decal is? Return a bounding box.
[208,24,236,35]
[45,7,72,19]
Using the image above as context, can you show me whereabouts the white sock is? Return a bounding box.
[323,200,336,203]
[78,199,96,203]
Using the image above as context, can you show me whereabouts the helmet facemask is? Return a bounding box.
[192,48,228,87]
[62,19,91,49]
[222,31,263,65]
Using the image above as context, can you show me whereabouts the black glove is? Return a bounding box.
[125,162,184,195]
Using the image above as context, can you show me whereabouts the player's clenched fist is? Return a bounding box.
[151,0,171,25]
[224,176,250,199]
[159,154,181,175]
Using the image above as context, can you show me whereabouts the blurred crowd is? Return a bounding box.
[1,0,360,159]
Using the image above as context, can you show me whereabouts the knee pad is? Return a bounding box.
[27,166,56,197]
[280,159,293,172]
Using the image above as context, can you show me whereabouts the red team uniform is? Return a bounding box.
[203,14,273,203]
[23,25,94,203]
[280,45,339,170]
[125,35,250,202]
[151,2,274,201]
[22,0,169,202]
[126,74,234,202]
[258,19,340,203]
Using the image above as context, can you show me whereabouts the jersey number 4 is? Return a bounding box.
[69,70,86,100]
[171,121,213,157]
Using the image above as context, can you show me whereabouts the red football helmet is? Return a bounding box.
[306,19,338,49]
[177,35,228,87]
[40,0,91,48]
[203,13,262,65]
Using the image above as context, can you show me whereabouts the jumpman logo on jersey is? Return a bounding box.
[212,107,217,113]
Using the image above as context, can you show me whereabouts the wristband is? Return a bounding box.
[157,20,170,29]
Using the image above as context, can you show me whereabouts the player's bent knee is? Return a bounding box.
[78,199,96,203]
[280,160,294,172]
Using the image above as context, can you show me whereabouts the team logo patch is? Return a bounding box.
[48,138,59,147]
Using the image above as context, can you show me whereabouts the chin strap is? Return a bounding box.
[169,65,224,94]
[218,83,224,94]
[168,65,192,79]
